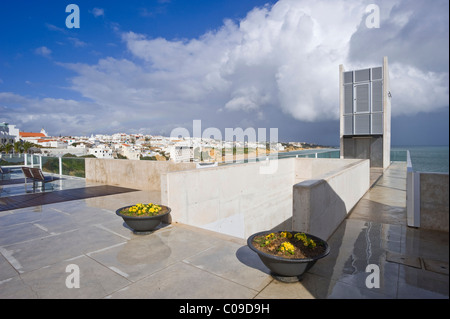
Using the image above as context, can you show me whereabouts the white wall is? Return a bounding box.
[292,159,370,240]
[162,158,370,240]
[85,158,196,191]
[161,158,296,238]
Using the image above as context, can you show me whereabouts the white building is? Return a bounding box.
[0,122,19,144]
[19,128,48,143]
[169,145,194,163]
[88,144,113,159]
[36,139,67,148]
[117,143,142,160]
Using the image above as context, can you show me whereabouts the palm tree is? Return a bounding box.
[13,141,23,154]
[4,143,13,154]
[22,141,35,154]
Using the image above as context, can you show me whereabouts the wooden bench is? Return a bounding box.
[21,167,55,191]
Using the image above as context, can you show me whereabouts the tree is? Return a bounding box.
[22,141,35,154]
[4,143,13,154]
[14,141,23,154]
[62,153,78,158]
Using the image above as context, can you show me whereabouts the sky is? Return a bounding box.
[0,0,448,146]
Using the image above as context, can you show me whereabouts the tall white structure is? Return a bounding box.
[0,122,19,144]
[339,57,391,169]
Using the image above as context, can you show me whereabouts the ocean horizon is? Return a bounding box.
[391,145,449,173]
[278,145,449,173]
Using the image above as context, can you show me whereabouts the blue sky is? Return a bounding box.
[0,0,448,146]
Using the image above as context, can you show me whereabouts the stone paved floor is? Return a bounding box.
[0,162,448,299]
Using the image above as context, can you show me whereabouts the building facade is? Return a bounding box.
[0,122,20,145]
[339,57,391,169]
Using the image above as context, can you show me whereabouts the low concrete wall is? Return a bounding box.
[292,159,370,240]
[85,158,196,191]
[161,159,295,239]
[162,157,370,240]
[294,158,362,182]
[420,172,449,232]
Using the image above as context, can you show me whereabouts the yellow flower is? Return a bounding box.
[278,242,295,255]
[280,231,292,238]
[265,233,275,240]
[295,232,316,248]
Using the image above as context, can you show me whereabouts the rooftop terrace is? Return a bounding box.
[0,161,448,302]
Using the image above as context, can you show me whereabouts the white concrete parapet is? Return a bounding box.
[161,159,295,239]
[85,158,196,191]
[292,159,370,240]
[162,157,370,240]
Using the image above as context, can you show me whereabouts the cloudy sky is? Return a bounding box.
[0,0,448,146]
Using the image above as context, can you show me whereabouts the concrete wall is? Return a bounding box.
[295,158,364,182]
[292,159,370,240]
[161,159,296,239]
[420,172,449,232]
[342,136,383,168]
[85,158,196,191]
[162,157,370,240]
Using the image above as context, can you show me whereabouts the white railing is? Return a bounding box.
[406,150,420,227]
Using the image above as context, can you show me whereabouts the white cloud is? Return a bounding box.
[45,23,67,33]
[34,46,52,58]
[91,8,105,17]
[5,0,447,137]
[0,92,108,135]
[69,0,369,126]
[68,37,87,48]
[389,64,449,116]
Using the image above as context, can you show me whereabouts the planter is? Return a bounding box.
[247,230,330,280]
[116,205,171,232]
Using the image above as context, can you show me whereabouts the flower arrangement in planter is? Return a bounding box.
[119,203,164,217]
[116,203,171,232]
[248,230,330,279]
[252,231,324,259]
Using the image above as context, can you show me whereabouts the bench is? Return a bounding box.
[21,167,55,191]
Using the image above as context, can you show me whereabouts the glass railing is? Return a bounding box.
[62,157,86,178]
[41,156,59,174]
[0,153,25,166]
[271,148,340,160]
[0,153,86,178]
[390,150,408,162]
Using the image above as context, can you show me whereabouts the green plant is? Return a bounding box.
[294,232,317,248]
[252,231,320,257]
[119,203,163,217]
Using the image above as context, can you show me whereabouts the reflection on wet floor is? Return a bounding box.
[0,169,140,212]
[1,169,87,197]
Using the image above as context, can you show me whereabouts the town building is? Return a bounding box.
[0,122,19,145]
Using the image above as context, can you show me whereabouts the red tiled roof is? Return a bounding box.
[37,139,54,143]
[20,132,46,138]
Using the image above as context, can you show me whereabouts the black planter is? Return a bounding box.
[116,205,171,232]
[247,230,330,280]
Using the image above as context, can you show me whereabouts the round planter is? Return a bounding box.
[116,205,171,232]
[247,230,330,280]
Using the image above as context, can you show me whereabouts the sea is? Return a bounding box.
[391,145,449,173]
[276,145,449,173]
